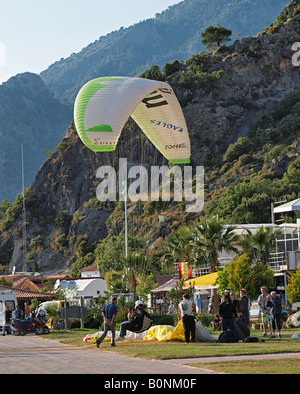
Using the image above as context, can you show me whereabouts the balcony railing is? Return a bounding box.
[268,251,287,272]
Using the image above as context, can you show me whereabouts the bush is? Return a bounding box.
[149,314,176,326]
[223,137,252,163]
[186,51,214,73]
[196,313,216,327]
[84,297,106,329]
[251,90,300,146]
[140,65,164,81]
[54,210,72,229]
[55,234,68,248]
[30,235,44,249]
[179,70,223,88]
[286,270,300,305]
[163,60,181,77]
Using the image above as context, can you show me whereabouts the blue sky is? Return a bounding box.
[0,0,182,83]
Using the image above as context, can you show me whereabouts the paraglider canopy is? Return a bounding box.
[74,76,191,164]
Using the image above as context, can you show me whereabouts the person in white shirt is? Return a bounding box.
[179,293,195,343]
[258,286,271,336]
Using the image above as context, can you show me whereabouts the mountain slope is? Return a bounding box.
[1,1,299,274]
[40,0,288,104]
[0,73,72,202]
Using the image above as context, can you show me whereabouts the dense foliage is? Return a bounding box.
[286,270,300,304]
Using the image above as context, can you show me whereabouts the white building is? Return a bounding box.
[79,264,100,278]
[54,276,107,300]
[74,278,107,299]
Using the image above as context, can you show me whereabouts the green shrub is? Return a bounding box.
[186,51,214,73]
[140,65,164,81]
[54,210,72,229]
[55,234,68,248]
[179,70,223,88]
[149,314,176,326]
[196,313,216,327]
[223,137,252,162]
[286,269,300,304]
[30,234,44,249]
[163,60,181,77]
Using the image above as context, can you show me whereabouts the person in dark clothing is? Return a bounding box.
[117,300,151,339]
[218,294,237,332]
[96,297,118,348]
[230,291,239,310]
[5,305,12,334]
[269,291,282,338]
[237,289,250,329]
[179,293,195,344]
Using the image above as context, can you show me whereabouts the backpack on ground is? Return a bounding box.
[244,336,265,343]
[217,330,239,343]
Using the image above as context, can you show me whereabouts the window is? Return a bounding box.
[5,300,15,311]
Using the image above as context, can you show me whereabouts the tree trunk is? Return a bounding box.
[211,287,220,314]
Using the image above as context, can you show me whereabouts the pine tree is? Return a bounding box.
[201,25,232,51]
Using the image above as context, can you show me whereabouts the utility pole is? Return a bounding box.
[21,144,27,272]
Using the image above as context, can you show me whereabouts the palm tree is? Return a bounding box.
[238,226,282,265]
[161,225,193,272]
[104,270,127,294]
[190,216,239,314]
[123,252,150,301]
[192,216,239,273]
[45,305,59,330]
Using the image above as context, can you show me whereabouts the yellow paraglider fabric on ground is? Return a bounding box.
[143,320,186,342]
[143,325,175,342]
[143,320,215,342]
[169,320,186,341]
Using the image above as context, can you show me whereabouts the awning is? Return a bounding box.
[273,198,300,213]
[183,272,219,288]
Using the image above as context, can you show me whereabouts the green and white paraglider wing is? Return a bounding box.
[74,76,190,164]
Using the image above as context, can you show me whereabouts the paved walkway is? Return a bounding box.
[0,335,215,374]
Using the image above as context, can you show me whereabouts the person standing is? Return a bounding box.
[230,291,238,311]
[5,305,12,335]
[269,291,282,338]
[238,289,250,329]
[258,286,271,336]
[179,293,195,344]
[96,297,118,348]
[218,293,237,332]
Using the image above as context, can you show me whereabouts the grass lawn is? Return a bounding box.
[187,358,300,374]
[46,327,300,361]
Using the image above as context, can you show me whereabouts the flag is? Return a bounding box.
[178,262,192,281]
